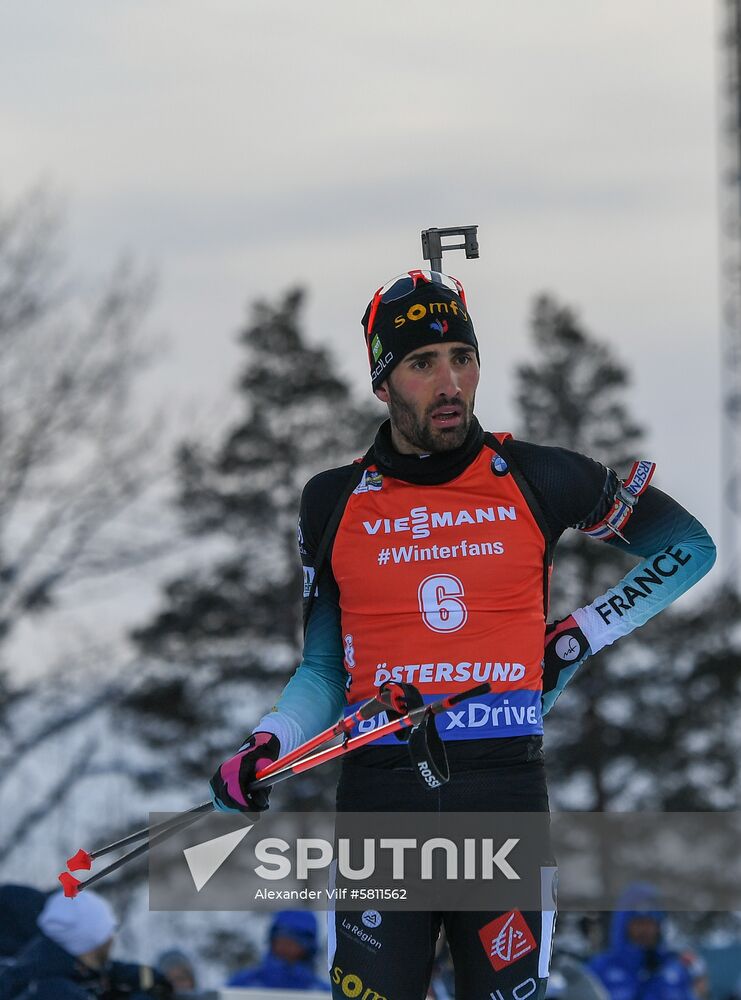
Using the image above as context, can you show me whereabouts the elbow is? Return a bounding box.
[696,526,717,579]
[706,535,718,574]
[678,523,717,588]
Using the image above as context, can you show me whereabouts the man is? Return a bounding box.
[226,910,330,991]
[588,884,697,1000]
[0,889,171,1000]
[210,270,716,999]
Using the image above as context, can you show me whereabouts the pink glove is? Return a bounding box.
[209,732,281,813]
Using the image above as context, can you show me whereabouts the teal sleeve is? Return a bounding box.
[543,487,716,715]
[574,513,716,648]
[255,591,347,753]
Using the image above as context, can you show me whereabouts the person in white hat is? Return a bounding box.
[38,888,118,970]
[0,889,171,1000]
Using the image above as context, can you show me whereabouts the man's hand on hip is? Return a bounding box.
[542,614,592,714]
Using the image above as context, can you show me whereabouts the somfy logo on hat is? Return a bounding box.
[393,298,468,329]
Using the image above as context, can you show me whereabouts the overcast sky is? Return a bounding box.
[1,1,724,599]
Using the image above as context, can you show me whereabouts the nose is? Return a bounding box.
[435,359,462,398]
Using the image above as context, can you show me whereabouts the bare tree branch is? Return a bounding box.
[0,735,99,867]
[0,682,127,783]
[0,185,65,337]
[0,186,170,649]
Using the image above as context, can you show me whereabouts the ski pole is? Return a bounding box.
[59,691,403,894]
[59,680,492,895]
[66,690,400,872]
[66,802,213,872]
[60,808,209,898]
[249,681,492,790]
[232,689,403,784]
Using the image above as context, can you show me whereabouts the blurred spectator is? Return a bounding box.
[0,885,47,964]
[0,889,172,1000]
[156,949,198,996]
[226,911,329,991]
[588,884,695,1000]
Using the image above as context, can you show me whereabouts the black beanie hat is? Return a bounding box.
[361,270,479,389]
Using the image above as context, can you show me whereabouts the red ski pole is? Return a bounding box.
[251,681,491,789]
[59,681,492,896]
[64,692,396,876]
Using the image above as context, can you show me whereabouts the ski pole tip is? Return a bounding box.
[58,872,82,898]
[67,849,92,872]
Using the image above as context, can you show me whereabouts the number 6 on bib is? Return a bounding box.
[417,574,468,633]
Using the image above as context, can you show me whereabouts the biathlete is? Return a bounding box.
[210,270,716,999]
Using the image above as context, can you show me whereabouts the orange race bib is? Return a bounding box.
[331,437,548,742]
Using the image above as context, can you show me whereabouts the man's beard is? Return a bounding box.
[386,383,474,453]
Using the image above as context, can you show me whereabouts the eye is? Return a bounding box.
[455,353,473,365]
[411,358,430,371]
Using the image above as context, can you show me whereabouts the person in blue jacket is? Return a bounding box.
[0,883,48,974]
[0,889,171,1000]
[227,910,329,992]
[0,886,47,968]
[588,885,696,1000]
